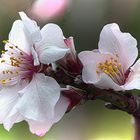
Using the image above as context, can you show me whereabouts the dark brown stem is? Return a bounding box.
[52,69,140,116]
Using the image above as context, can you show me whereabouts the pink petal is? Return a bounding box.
[98,23,138,70]
[78,50,112,66]
[31,0,69,20]
[39,23,66,49]
[53,95,69,123]
[16,73,61,121]
[7,20,31,54]
[95,73,123,91]
[37,23,69,63]
[19,12,41,43]
[64,37,77,60]
[82,63,99,84]
[27,119,53,136]
[0,80,28,130]
[27,95,69,136]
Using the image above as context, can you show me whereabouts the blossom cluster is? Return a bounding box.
[0,12,140,136]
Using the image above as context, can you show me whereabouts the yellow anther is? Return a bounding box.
[6,70,9,73]
[97,57,123,79]
[104,70,110,75]
[3,40,8,44]
[9,46,14,49]
[10,71,13,74]
[105,60,109,65]
[108,66,113,71]
[20,52,23,55]
[1,79,6,84]
[96,70,100,74]
[113,66,119,72]
[1,50,5,54]
[1,60,5,63]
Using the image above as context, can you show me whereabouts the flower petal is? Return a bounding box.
[0,80,28,127]
[27,119,53,136]
[39,45,69,64]
[98,23,138,69]
[19,11,41,43]
[4,112,23,131]
[82,63,99,84]
[123,59,140,90]
[78,51,98,65]
[6,20,31,54]
[26,95,69,136]
[64,37,76,60]
[40,23,66,48]
[16,73,61,121]
[78,50,112,66]
[53,95,69,123]
[36,23,69,63]
[95,73,123,91]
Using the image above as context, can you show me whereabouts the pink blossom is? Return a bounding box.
[30,0,69,20]
[79,23,140,91]
[0,12,69,136]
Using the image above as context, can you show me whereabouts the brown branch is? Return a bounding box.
[52,68,140,117]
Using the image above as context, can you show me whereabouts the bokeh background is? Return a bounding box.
[0,0,139,139]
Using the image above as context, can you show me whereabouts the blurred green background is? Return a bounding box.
[0,0,139,139]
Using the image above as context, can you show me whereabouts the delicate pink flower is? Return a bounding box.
[30,0,69,20]
[79,23,140,91]
[0,12,69,136]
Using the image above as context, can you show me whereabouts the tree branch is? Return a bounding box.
[52,68,140,117]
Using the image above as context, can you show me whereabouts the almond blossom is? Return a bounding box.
[0,12,70,136]
[79,23,140,91]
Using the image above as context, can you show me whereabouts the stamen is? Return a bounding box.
[3,40,9,44]
[1,60,5,63]
[20,52,23,55]
[9,46,14,49]
[96,57,125,85]
[1,50,6,54]
[1,79,6,85]
[96,70,99,74]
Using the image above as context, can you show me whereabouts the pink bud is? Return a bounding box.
[58,37,83,74]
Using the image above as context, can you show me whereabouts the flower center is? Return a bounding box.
[96,57,125,85]
[0,40,39,85]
